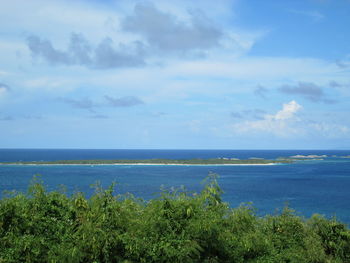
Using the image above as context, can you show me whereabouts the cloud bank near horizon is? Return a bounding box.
[0,0,349,149]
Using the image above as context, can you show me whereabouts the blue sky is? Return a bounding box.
[0,0,349,149]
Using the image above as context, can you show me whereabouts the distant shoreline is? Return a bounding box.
[0,157,291,166]
[0,162,279,166]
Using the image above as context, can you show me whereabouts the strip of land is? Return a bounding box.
[0,158,293,166]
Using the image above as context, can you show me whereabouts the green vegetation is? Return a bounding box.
[0,158,292,165]
[1,174,349,262]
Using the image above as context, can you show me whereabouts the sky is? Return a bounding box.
[0,0,349,149]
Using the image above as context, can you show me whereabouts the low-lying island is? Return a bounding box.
[0,158,293,165]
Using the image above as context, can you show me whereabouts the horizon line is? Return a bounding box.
[1,148,349,151]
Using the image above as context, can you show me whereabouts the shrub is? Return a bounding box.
[0,174,349,262]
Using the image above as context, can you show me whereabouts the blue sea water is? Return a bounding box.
[0,149,350,224]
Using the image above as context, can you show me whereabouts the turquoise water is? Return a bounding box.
[0,149,349,224]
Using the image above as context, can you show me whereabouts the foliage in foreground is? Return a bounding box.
[0,174,349,263]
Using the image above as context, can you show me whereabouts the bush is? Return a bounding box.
[0,174,349,262]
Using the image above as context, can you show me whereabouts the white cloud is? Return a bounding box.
[274,100,302,120]
[233,101,303,136]
[0,0,349,148]
[232,100,350,139]
[2,0,343,99]
[232,101,303,137]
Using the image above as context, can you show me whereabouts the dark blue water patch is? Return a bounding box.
[0,165,206,199]
[1,149,350,224]
[0,149,349,162]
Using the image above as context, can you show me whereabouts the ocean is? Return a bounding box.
[0,149,349,224]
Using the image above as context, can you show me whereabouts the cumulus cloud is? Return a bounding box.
[274,100,302,120]
[68,33,92,65]
[23,2,264,70]
[278,82,336,103]
[25,2,226,68]
[27,35,71,65]
[232,101,349,138]
[93,38,145,69]
[26,33,145,69]
[104,95,144,107]
[121,2,222,53]
[232,101,303,137]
